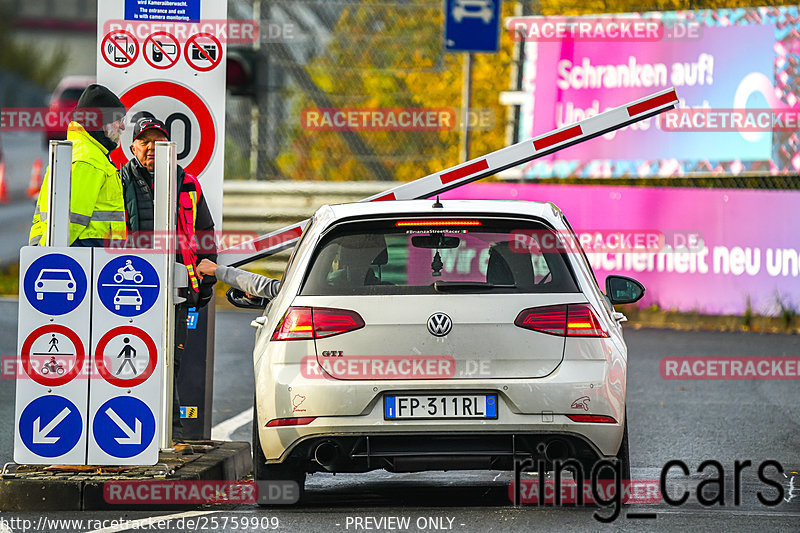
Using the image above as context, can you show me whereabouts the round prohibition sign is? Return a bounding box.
[184,32,223,72]
[21,324,85,387]
[102,30,139,69]
[94,326,157,388]
[144,31,180,70]
[113,81,216,178]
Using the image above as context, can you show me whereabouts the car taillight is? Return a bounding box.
[515,304,608,338]
[272,307,314,340]
[566,414,617,423]
[266,417,316,427]
[271,306,365,341]
[566,304,608,337]
[514,305,566,335]
[312,307,365,338]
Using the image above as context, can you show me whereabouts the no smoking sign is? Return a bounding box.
[110,81,217,178]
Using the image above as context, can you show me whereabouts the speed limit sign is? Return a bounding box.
[109,81,217,181]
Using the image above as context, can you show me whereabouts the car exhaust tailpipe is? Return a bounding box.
[314,441,340,470]
[544,439,570,462]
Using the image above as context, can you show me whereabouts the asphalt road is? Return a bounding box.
[0,131,47,265]
[0,299,798,532]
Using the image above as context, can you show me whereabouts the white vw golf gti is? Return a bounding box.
[242,199,645,502]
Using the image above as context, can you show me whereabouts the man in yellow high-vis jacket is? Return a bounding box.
[29,84,128,247]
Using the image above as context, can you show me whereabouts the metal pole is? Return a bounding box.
[250,0,261,179]
[460,52,473,162]
[45,141,73,247]
[154,141,178,450]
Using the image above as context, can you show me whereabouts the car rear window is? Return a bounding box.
[59,88,85,101]
[299,216,579,295]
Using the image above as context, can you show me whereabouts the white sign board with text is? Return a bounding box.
[97,0,227,224]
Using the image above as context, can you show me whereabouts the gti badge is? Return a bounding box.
[571,396,591,411]
[427,312,452,337]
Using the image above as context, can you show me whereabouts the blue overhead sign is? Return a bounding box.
[23,254,88,316]
[97,255,160,317]
[92,396,156,459]
[18,395,83,458]
[444,0,501,52]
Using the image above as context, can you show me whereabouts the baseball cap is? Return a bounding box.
[132,116,170,141]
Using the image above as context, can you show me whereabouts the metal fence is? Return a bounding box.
[226,0,800,190]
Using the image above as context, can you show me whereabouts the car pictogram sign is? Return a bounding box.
[97,255,160,317]
[23,253,88,316]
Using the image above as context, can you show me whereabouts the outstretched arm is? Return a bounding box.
[197,259,281,299]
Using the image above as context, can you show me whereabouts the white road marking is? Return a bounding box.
[210,406,253,441]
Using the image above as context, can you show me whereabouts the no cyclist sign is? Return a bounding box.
[96,0,226,224]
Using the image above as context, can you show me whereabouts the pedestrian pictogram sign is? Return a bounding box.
[144,32,181,70]
[23,253,87,315]
[92,396,157,460]
[17,395,84,459]
[102,30,139,68]
[93,326,158,388]
[184,33,222,72]
[21,324,85,387]
[97,255,160,317]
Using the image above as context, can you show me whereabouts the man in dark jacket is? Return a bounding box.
[120,114,217,441]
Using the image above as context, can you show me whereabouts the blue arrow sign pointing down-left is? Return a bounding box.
[19,396,83,457]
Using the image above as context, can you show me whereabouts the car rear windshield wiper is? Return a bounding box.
[433,281,517,292]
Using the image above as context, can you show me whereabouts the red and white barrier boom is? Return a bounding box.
[220,88,678,267]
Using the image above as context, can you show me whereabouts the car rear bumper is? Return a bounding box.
[264,426,620,474]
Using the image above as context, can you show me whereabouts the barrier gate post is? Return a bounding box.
[45,141,73,247]
[154,141,179,450]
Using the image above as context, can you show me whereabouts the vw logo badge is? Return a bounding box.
[427,313,452,337]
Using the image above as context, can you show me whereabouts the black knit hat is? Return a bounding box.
[73,84,126,127]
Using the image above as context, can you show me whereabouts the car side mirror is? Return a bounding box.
[605,275,645,305]
[226,287,270,309]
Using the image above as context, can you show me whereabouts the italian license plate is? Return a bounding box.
[384,394,497,420]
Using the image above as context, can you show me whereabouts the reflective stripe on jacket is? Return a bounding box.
[29,122,127,246]
[178,173,201,293]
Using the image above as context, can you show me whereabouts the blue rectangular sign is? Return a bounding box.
[444,0,501,52]
[125,0,201,22]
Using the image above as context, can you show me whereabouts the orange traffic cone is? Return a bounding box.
[27,158,43,199]
[0,162,8,203]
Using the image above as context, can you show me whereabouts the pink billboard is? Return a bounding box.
[515,6,800,178]
[443,183,800,316]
